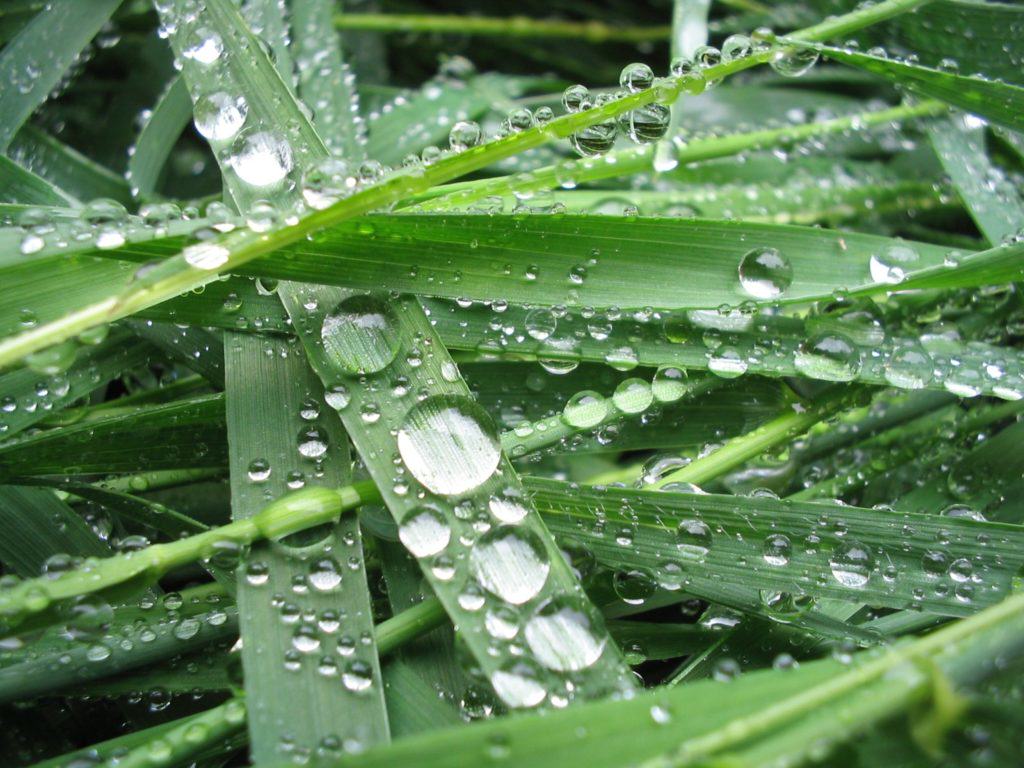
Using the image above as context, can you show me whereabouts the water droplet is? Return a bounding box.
[869,243,919,284]
[738,247,792,299]
[449,120,482,151]
[308,558,342,592]
[523,597,607,671]
[183,27,223,65]
[398,395,501,496]
[620,103,671,144]
[703,341,747,377]
[321,294,401,375]
[193,92,247,142]
[794,333,861,382]
[398,506,451,557]
[562,390,608,429]
[612,378,653,414]
[490,660,547,708]
[301,157,355,210]
[471,526,550,605]
[230,129,293,187]
[342,660,373,693]
[652,366,689,403]
[829,540,873,588]
[676,519,712,562]
[762,533,791,566]
[297,426,328,459]
[620,62,654,92]
[770,46,819,77]
[247,458,271,482]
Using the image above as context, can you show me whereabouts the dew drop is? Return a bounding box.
[523,597,607,671]
[398,395,501,496]
[829,540,873,588]
[321,294,401,375]
[189,91,246,139]
[794,333,861,382]
[738,247,792,299]
[676,519,712,562]
[397,506,451,558]
[230,129,293,187]
[562,390,608,429]
[470,526,550,605]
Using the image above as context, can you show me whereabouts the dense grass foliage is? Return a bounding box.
[1,0,1024,766]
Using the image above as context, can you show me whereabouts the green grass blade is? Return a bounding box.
[126,75,193,203]
[9,126,132,205]
[816,42,1024,132]
[0,0,923,369]
[0,329,153,440]
[0,485,109,576]
[224,333,389,759]
[292,0,366,158]
[928,115,1024,245]
[280,284,638,709]
[427,298,1024,400]
[0,0,123,152]
[0,393,226,478]
[288,590,1024,768]
[526,477,1024,617]
[0,155,77,206]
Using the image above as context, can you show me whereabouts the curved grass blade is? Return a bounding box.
[0,394,227,478]
[528,472,1024,619]
[928,115,1024,245]
[291,591,1024,768]
[0,329,153,440]
[0,0,124,152]
[126,76,193,202]
[292,0,366,158]
[815,42,1024,133]
[0,583,236,704]
[0,155,77,207]
[9,126,132,205]
[426,298,1024,400]
[368,73,541,165]
[0,485,109,576]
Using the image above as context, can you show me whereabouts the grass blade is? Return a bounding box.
[224,334,389,758]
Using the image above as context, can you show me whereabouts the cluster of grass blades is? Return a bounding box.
[3,0,1024,765]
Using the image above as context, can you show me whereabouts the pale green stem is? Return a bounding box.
[0,483,376,629]
[502,373,720,459]
[100,698,246,768]
[643,588,1024,766]
[0,0,936,370]
[334,13,671,43]
[416,100,948,211]
[649,391,851,489]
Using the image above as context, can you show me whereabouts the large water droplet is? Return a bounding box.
[398,506,451,558]
[321,294,401,375]
[869,243,919,284]
[470,526,550,605]
[398,395,501,496]
[676,519,712,562]
[829,540,873,588]
[562,390,608,428]
[794,333,861,382]
[738,247,792,299]
[490,660,547,708]
[230,129,293,187]
[193,93,247,141]
[523,597,607,671]
[762,534,791,566]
